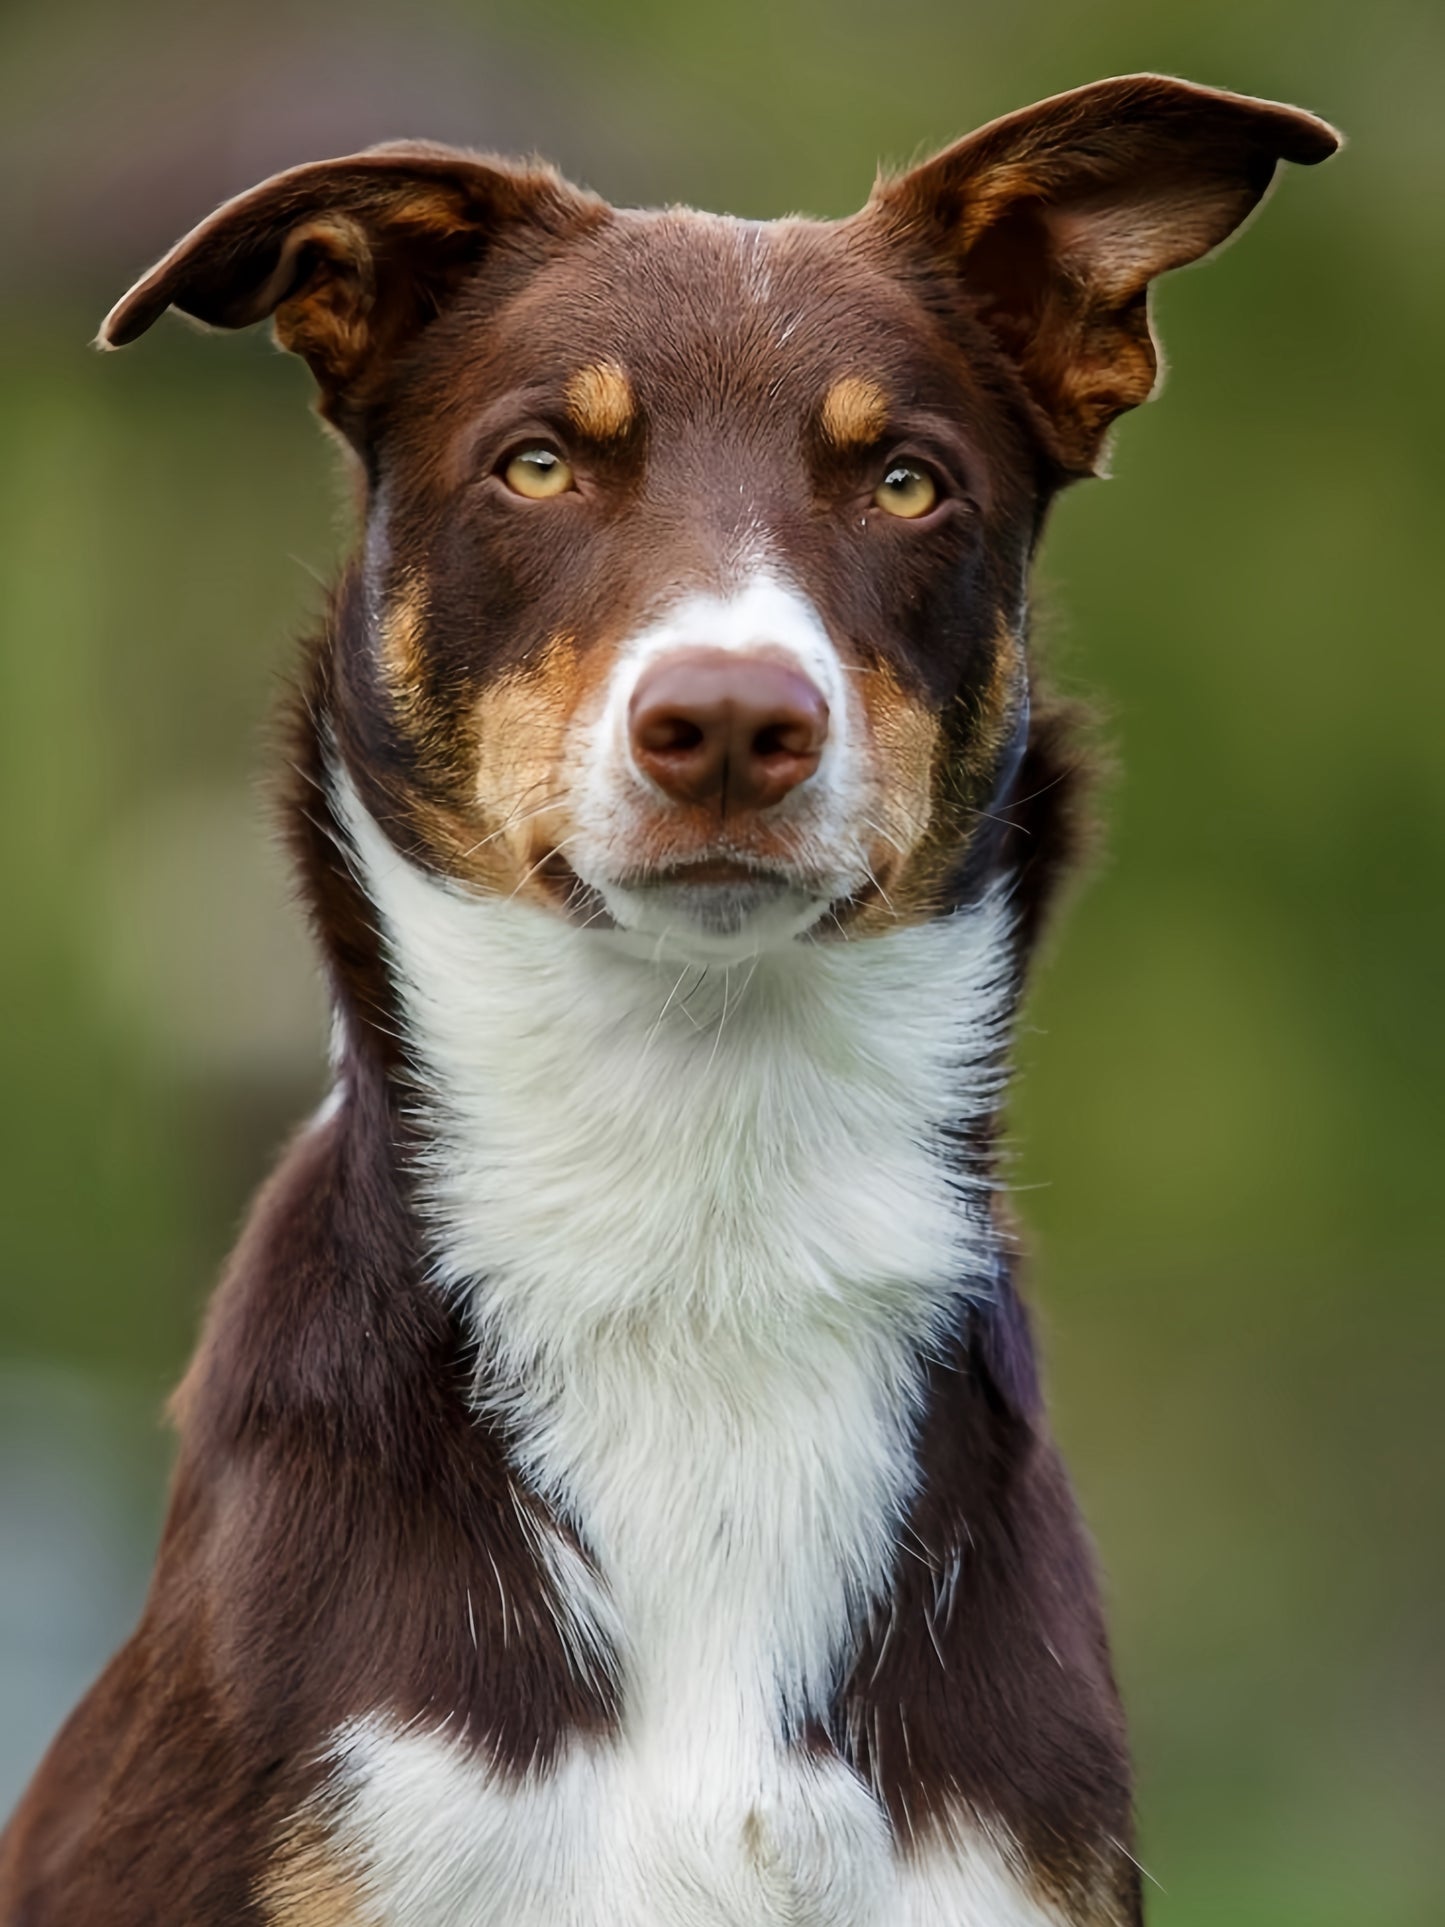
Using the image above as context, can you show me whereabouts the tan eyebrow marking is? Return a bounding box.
[564,360,636,440]
[820,375,889,449]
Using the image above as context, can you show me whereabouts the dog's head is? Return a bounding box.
[105,77,1336,962]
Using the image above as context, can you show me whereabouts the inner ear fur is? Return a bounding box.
[100,144,602,433]
[866,75,1340,474]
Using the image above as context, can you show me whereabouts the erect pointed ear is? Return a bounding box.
[865,76,1340,474]
[100,143,603,438]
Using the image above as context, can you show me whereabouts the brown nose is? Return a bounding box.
[629,650,830,813]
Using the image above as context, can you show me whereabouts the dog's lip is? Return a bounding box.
[530,845,796,886]
[645,857,783,886]
[616,856,830,896]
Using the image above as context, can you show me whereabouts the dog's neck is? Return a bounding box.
[333,766,1021,1722]
[334,765,1016,1352]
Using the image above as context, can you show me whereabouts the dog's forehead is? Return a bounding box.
[469,208,951,421]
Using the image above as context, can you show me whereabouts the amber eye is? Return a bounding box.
[502,445,575,499]
[872,461,938,520]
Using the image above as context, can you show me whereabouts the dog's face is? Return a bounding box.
[105,78,1336,960]
[358,209,1041,956]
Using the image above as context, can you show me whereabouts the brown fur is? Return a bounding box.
[4,75,1338,1925]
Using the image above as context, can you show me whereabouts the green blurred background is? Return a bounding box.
[1,0,1439,1918]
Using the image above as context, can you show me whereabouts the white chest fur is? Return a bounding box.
[322,1716,1065,1927]
[326,781,1059,1925]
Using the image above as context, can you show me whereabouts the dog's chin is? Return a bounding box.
[594,873,833,962]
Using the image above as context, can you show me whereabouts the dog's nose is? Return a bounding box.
[628,650,830,812]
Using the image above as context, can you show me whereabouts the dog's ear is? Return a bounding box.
[866,76,1339,473]
[100,144,601,435]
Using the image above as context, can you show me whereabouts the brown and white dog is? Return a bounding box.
[1,75,1336,1927]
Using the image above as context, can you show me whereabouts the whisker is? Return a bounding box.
[855,852,894,912]
[960,763,1083,838]
[677,966,711,1029]
[504,835,580,904]
[705,964,734,1074]
[644,963,696,1053]
[458,787,569,861]
[286,552,332,590]
[860,812,908,857]
[1106,1835,1166,1895]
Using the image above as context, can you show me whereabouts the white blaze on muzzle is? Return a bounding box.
[567,575,872,955]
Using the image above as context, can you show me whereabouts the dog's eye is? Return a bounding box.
[873,462,938,520]
[501,445,575,500]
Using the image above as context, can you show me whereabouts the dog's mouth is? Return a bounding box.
[614,869,831,951]
[636,856,807,891]
[529,842,850,955]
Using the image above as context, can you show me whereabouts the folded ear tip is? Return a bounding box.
[1288,112,1345,164]
[97,282,167,349]
[1108,74,1343,165]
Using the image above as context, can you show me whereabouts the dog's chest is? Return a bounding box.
[321,1711,1062,1927]
[321,1380,1074,1927]
[307,795,1061,1922]
[308,1226,1057,1927]
[327,1657,890,1927]
[311,1311,892,1922]
[320,1321,921,1925]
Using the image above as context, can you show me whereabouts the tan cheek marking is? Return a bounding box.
[820,376,889,449]
[381,574,430,722]
[373,572,507,885]
[376,633,609,905]
[259,1823,378,1927]
[847,663,942,934]
[848,624,1025,934]
[862,665,940,847]
[564,360,636,440]
[959,622,1025,790]
[466,634,609,898]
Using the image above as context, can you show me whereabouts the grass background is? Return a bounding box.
[1,2,1440,1918]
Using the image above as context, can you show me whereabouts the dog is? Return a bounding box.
[0,74,1336,1927]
